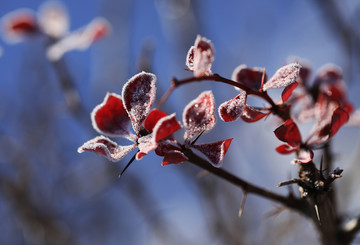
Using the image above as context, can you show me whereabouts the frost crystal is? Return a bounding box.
[186,35,215,77]
[263,63,301,91]
[218,91,246,122]
[77,136,137,162]
[183,91,216,141]
[192,138,233,167]
[122,72,156,135]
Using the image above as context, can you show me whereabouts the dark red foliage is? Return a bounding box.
[274,120,301,147]
[144,109,168,133]
[232,65,265,91]
[240,105,268,123]
[91,93,132,138]
[282,82,298,103]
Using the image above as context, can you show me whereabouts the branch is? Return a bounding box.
[183,148,308,214]
[157,74,277,109]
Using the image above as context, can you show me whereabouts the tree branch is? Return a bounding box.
[183,148,308,214]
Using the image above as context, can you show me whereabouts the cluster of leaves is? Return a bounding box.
[78,35,358,172]
[78,71,233,167]
[1,1,110,60]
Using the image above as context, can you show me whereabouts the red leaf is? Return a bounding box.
[274,120,302,147]
[153,113,181,143]
[186,35,215,77]
[231,65,266,91]
[218,91,246,122]
[136,151,147,160]
[78,136,136,162]
[144,109,168,133]
[328,107,349,138]
[263,63,301,91]
[275,144,296,154]
[240,105,268,123]
[155,142,182,156]
[282,82,298,103]
[191,138,233,167]
[161,150,189,166]
[155,142,188,165]
[122,72,156,135]
[2,9,38,43]
[183,91,216,141]
[91,93,135,140]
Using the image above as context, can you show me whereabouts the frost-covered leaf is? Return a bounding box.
[122,72,156,135]
[47,17,110,61]
[78,136,136,162]
[186,35,215,77]
[240,105,268,123]
[218,91,246,122]
[282,82,298,103]
[91,93,135,140]
[144,109,168,133]
[183,91,216,141]
[263,63,301,91]
[38,1,69,38]
[192,138,233,167]
[274,119,301,147]
[1,9,38,43]
[275,144,296,154]
[153,113,181,143]
[231,65,266,91]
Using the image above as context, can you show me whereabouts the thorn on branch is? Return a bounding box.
[238,192,247,218]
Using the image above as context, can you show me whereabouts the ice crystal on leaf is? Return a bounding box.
[182,91,233,167]
[183,90,216,141]
[122,72,157,135]
[218,91,246,122]
[186,35,215,77]
[78,136,137,162]
[262,63,301,91]
[192,138,233,167]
